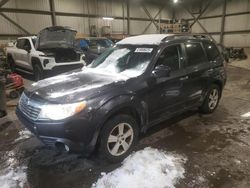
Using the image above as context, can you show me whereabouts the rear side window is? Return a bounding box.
[203,42,220,61]
[185,43,207,66]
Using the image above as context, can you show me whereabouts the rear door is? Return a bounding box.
[182,42,210,107]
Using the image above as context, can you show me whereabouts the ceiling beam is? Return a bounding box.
[185,7,216,43]
[142,5,165,34]
[0,0,9,7]
[190,0,214,27]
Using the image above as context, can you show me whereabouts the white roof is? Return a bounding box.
[117,34,173,45]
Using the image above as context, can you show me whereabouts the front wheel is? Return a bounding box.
[99,114,139,162]
[33,64,44,81]
[200,84,221,114]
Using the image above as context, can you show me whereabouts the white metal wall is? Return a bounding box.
[0,0,173,43]
[1,0,250,47]
[175,0,250,47]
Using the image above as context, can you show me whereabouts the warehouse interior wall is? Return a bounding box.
[0,0,250,47]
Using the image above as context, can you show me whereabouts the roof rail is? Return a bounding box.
[162,34,211,42]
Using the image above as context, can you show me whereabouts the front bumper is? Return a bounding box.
[16,107,97,154]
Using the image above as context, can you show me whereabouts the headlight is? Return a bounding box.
[38,101,86,120]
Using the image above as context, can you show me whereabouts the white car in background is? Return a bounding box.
[6,26,86,81]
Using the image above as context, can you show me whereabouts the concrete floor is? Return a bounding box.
[0,61,250,188]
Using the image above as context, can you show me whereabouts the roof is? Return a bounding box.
[117,34,173,45]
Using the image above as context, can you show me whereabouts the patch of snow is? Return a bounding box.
[117,34,173,45]
[0,151,27,188]
[14,129,32,143]
[92,147,186,188]
[241,111,250,118]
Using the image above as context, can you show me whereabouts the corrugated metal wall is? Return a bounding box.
[0,0,173,44]
[175,0,250,47]
[1,0,250,47]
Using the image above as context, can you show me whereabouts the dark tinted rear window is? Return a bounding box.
[203,42,220,61]
[185,43,207,66]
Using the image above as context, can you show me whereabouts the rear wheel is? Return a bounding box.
[200,84,221,114]
[33,64,44,81]
[99,114,139,162]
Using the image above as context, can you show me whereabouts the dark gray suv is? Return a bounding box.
[16,34,227,162]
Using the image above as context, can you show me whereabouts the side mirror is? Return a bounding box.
[152,65,171,78]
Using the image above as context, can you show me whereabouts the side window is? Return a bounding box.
[23,39,31,50]
[16,39,25,49]
[185,43,207,66]
[203,42,220,61]
[156,45,181,71]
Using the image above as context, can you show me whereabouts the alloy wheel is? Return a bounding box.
[208,89,219,110]
[107,123,134,156]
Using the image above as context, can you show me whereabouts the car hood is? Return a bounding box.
[26,68,128,103]
[37,26,77,50]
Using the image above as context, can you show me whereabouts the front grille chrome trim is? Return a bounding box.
[18,93,42,121]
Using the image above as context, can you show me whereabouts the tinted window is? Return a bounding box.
[16,39,25,49]
[203,42,220,61]
[156,45,181,71]
[23,39,31,50]
[185,43,207,66]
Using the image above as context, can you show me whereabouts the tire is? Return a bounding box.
[200,84,221,114]
[99,114,139,163]
[9,91,19,99]
[33,64,44,81]
[8,56,16,72]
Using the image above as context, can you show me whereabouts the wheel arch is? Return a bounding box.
[90,95,148,149]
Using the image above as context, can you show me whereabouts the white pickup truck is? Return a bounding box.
[6,26,86,81]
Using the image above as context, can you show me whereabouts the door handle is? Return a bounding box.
[179,76,189,81]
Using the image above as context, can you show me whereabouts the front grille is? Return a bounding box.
[19,93,41,121]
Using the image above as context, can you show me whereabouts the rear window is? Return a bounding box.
[203,42,220,61]
[185,43,207,66]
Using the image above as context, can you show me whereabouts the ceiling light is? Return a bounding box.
[173,0,178,3]
[102,17,114,20]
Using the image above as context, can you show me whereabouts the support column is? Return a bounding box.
[49,0,57,26]
[127,0,130,35]
[220,0,227,44]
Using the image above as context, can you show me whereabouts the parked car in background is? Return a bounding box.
[76,37,114,65]
[6,26,85,81]
[17,34,227,162]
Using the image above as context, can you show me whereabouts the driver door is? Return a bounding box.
[147,44,187,122]
[18,39,32,70]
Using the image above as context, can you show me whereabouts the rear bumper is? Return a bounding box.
[16,107,97,154]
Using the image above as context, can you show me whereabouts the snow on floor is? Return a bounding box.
[92,147,186,188]
[0,151,27,188]
[14,129,32,143]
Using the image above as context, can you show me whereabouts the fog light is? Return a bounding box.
[43,59,49,67]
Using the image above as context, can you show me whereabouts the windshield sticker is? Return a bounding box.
[135,48,153,53]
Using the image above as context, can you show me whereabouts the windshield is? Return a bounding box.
[38,30,76,49]
[88,45,157,78]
